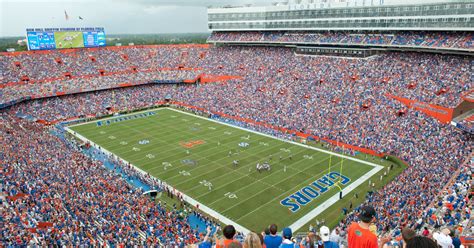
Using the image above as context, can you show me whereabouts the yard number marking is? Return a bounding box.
[200,180,213,188]
[179,170,191,176]
[162,162,172,170]
[224,192,238,199]
[146,154,155,159]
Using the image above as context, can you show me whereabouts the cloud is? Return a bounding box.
[143,5,178,14]
[0,0,283,36]
[116,0,283,7]
[0,0,97,2]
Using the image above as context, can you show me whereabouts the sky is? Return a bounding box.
[0,0,276,37]
[0,0,442,37]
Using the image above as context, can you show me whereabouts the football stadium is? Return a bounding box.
[1,0,473,247]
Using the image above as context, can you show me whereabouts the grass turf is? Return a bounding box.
[68,107,402,232]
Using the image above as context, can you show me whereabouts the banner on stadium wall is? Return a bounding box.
[460,236,474,246]
[200,74,243,84]
[320,138,384,157]
[387,94,453,123]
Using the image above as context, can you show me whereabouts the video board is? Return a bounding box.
[26,27,106,51]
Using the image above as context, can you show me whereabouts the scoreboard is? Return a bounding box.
[27,31,56,50]
[83,31,106,47]
[26,27,106,51]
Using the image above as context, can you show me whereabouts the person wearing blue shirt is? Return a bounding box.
[451,232,461,248]
[279,227,297,248]
[199,226,213,248]
[264,224,283,248]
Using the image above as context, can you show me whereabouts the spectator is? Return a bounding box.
[199,226,214,248]
[264,224,283,248]
[329,228,344,246]
[432,228,453,248]
[422,227,430,237]
[243,232,262,248]
[451,231,462,248]
[348,206,391,248]
[258,233,266,248]
[280,227,297,248]
[299,232,323,248]
[216,225,240,248]
[405,236,439,248]
[320,226,339,248]
[401,228,417,247]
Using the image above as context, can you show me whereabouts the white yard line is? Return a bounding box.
[65,106,384,234]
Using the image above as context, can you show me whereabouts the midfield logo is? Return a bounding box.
[179,140,205,148]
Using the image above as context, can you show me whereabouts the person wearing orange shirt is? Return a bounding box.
[215,225,241,248]
[347,206,391,248]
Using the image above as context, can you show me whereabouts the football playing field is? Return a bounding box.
[54,31,84,49]
[67,107,385,232]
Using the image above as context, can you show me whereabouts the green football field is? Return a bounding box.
[68,107,389,232]
[54,31,84,49]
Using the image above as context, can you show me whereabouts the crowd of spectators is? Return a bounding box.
[2,46,471,109]
[0,45,207,105]
[0,45,206,82]
[1,113,206,246]
[208,31,474,50]
[1,70,200,104]
[1,44,472,246]
[192,216,470,248]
